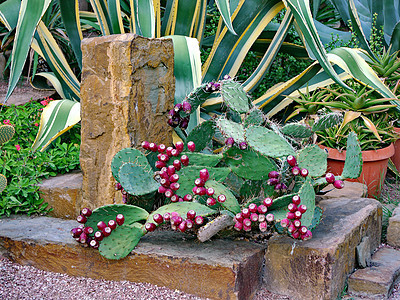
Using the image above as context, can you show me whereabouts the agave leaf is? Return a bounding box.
[32,100,81,152]
[336,111,361,135]
[360,115,382,142]
[4,0,51,103]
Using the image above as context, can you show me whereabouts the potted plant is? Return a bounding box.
[288,80,398,198]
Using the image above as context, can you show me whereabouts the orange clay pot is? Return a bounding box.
[390,127,400,172]
[319,144,395,198]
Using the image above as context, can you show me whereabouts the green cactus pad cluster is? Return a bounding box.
[119,163,159,196]
[269,194,295,211]
[85,204,149,230]
[148,202,216,225]
[204,180,240,214]
[176,166,231,197]
[215,117,245,143]
[0,174,7,193]
[297,145,328,177]
[312,113,343,132]
[281,123,313,139]
[99,223,144,260]
[111,148,151,183]
[221,80,250,114]
[341,131,363,179]
[224,147,276,180]
[0,125,15,144]
[185,120,215,152]
[244,107,265,127]
[245,125,295,158]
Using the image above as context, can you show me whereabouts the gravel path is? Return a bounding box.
[2,254,400,300]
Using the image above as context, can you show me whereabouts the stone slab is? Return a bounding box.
[264,197,382,300]
[38,171,83,219]
[319,181,367,200]
[387,205,400,247]
[0,215,265,300]
[348,247,400,299]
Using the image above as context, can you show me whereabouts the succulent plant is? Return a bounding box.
[72,79,363,260]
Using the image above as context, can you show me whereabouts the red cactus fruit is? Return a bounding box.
[116,214,125,226]
[248,203,258,213]
[288,203,298,213]
[173,160,182,171]
[268,171,280,179]
[187,210,196,220]
[81,208,92,217]
[194,178,205,187]
[206,187,215,196]
[178,221,187,232]
[163,212,171,222]
[145,222,157,232]
[217,194,226,203]
[234,222,243,231]
[333,180,344,189]
[292,166,301,176]
[97,221,107,231]
[183,194,193,201]
[157,144,166,153]
[294,211,302,219]
[186,219,194,229]
[83,227,94,235]
[287,212,295,220]
[258,205,268,214]
[259,221,268,232]
[77,215,87,224]
[194,215,204,225]
[170,195,179,202]
[234,213,244,223]
[180,155,189,166]
[280,218,290,228]
[287,155,297,167]
[250,213,259,222]
[298,204,307,214]
[206,197,217,206]
[292,230,300,239]
[102,227,112,237]
[293,219,301,228]
[153,213,164,224]
[325,172,335,183]
[94,231,104,241]
[243,218,252,227]
[266,213,274,222]
[149,143,158,152]
[292,195,301,206]
[71,227,83,238]
[199,168,210,181]
[141,141,150,150]
[263,197,273,207]
[187,141,196,152]
[300,168,309,177]
[241,208,251,219]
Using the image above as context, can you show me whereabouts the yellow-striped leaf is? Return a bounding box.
[33,100,81,152]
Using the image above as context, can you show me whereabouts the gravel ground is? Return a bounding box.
[0,254,293,300]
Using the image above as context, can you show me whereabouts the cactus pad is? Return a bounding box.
[342,131,363,179]
[221,80,250,114]
[176,166,231,197]
[309,206,323,230]
[297,145,328,177]
[119,163,159,196]
[215,117,245,143]
[239,180,263,199]
[181,83,213,116]
[312,113,343,132]
[245,125,295,158]
[244,107,265,127]
[111,148,151,183]
[148,202,216,225]
[99,223,144,260]
[224,147,276,180]
[180,152,223,167]
[0,174,7,193]
[297,178,316,227]
[185,120,215,152]
[204,180,240,214]
[281,123,312,139]
[269,193,295,211]
[0,125,15,144]
[85,204,149,230]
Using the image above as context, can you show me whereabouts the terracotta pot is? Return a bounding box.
[319,144,395,198]
[391,127,400,172]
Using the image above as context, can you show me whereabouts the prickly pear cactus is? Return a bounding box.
[85,204,149,230]
[111,148,151,183]
[216,117,246,143]
[245,125,295,158]
[0,125,15,144]
[297,145,328,177]
[185,120,215,152]
[341,132,363,179]
[204,180,241,214]
[244,107,265,127]
[74,78,364,261]
[224,147,276,180]
[99,223,144,260]
[281,123,313,139]
[221,80,250,114]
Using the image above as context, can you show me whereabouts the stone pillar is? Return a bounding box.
[80,34,174,209]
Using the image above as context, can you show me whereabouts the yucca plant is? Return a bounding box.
[1,0,399,152]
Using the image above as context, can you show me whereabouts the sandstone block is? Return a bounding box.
[348,247,400,299]
[319,181,367,200]
[38,171,83,219]
[80,34,175,209]
[0,215,265,300]
[387,205,400,247]
[264,197,382,300]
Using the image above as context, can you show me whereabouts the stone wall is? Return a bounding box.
[80,34,175,209]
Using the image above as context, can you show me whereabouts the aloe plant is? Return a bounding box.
[71,79,362,260]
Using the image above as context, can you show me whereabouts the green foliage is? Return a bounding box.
[0,99,81,216]
[221,80,251,114]
[185,120,215,152]
[281,123,313,139]
[297,178,316,227]
[119,163,159,196]
[204,180,240,214]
